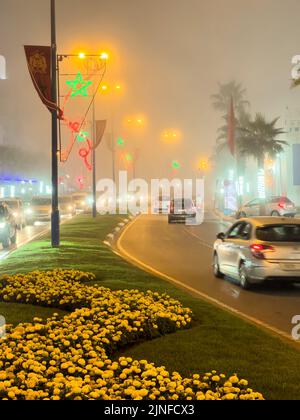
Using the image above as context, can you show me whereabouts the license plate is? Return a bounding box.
[280,263,300,271]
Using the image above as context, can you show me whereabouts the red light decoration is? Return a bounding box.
[78,139,93,171]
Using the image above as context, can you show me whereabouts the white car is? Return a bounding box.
[0,198,26,229]
[213,217,300,289]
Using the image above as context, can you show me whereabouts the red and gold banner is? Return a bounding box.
[93,120,107,150]
[24,45,63,118]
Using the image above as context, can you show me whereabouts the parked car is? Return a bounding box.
[168,198,197,224]
[213,217,300,289]
[0,203,17,249]
[0,198,26,229]
[25,197,52,224]
[236,196,297,219]
[59,196,75,218]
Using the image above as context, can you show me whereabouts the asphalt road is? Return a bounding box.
[118,213,300,338]
[0,223,49,264]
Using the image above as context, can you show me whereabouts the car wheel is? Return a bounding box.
[10,229,17,245]
[213,253,224,278]
[239,263,251,290]
[2,237,10,249]
[271,211,280,217]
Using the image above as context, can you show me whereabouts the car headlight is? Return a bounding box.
[13,212,19,218]
[0,222,6,229]
[68,206,73,211]
[25,208,33,215]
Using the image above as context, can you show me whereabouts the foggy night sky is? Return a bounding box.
[1,0,300,181]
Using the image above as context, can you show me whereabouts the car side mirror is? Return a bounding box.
[217,232,225,241]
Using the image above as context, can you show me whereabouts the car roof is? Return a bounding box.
[238,217,300,227]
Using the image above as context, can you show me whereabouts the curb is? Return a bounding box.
[103,215,139,248]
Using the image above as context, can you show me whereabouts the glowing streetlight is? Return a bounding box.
[126,117,145,127]
[100,52,109,60]
[162,130,181,143]
[199,159,210,171]
[78,52,86,59]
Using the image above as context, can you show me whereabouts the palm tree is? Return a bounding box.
[238,113,287,196]
[238,113,286,169]
[211,81,250,115]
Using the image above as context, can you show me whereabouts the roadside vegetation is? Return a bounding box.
[0,215,300,399]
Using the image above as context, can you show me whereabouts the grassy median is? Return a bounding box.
[0,215,300,400]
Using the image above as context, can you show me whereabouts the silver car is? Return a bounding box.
[213,217,300,289]
[236,196,297,218]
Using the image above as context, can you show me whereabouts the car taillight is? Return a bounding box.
[278,202,285,209]
[250,244,275,259]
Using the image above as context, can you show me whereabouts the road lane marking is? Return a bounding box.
[183,227,213,249]
[116,216,298,344]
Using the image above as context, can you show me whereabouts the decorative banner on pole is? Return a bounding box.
[24,45,63,118]
[93,120,107,150]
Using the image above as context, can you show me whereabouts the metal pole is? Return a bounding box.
[92,92,97,218]
[51,0,60,247]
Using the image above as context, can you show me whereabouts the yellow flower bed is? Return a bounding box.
[0,270,264,400]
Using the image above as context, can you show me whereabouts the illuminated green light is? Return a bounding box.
[66,72,92,97]
[172,160,181,170]
[117,137,125,146]
[125,153,133,162]
[77,131,89,142]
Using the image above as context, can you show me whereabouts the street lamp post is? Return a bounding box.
[92,89,97,218]
[50,0,60,247]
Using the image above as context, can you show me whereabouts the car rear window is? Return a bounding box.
[270,197,293,204]
[173,199,193,209]
[256,225,300,242]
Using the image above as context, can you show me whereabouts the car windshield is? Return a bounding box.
[31,198,52,206]
[256,225,300,242]
[0,201,18,209]
[59,197,71,204]
[73,195,86,201]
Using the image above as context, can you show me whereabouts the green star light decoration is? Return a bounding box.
[66,72,92,97]
[77,131,89,142]
[172,160,181,170]
[117,137,125,146]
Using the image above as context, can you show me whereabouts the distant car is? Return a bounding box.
[59,196,75,218]
[153,196,171,214]
[168,198,197,224]
[72,193,91,214]
[213,217,300,289]
[25,197,52,224]
[236,196,297,219]
[0,204,17,249]
[0,198,26,229]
